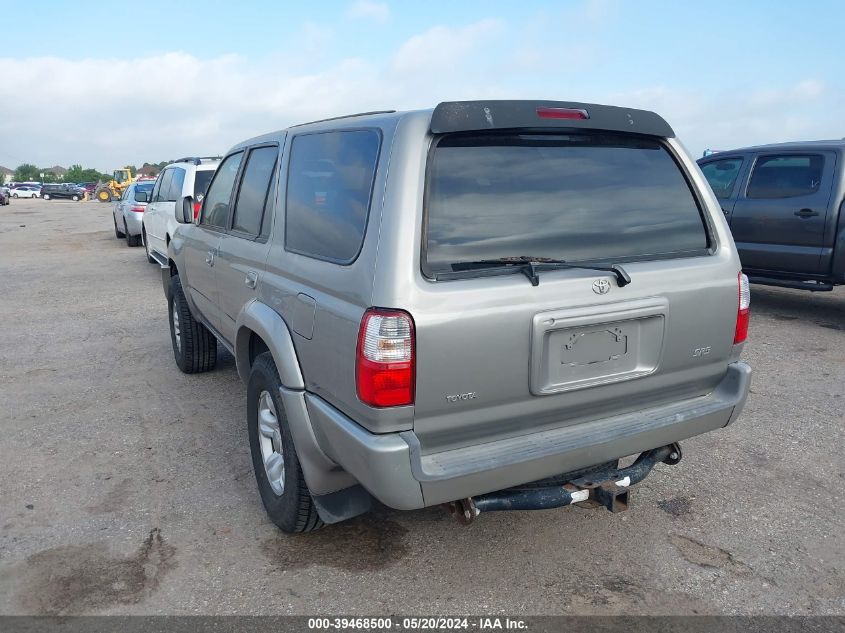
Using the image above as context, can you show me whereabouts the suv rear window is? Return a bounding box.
[424,133,709,276]
[194,169,214,197]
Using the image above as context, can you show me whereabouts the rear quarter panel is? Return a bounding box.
[257,115,415,433]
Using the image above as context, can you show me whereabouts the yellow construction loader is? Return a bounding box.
[94,168,136,202]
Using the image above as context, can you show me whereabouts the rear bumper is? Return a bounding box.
[307,362,751,510]
[124,211,144,236]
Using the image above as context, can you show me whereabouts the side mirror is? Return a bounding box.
[177,195,194,224]
[135,190,149,203]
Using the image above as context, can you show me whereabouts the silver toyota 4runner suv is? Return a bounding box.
[162,101,751,533]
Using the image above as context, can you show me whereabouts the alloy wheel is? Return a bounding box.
[257,390,285,496]
[172,302,182,353]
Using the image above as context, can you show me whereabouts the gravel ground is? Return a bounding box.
[0,198,842,616]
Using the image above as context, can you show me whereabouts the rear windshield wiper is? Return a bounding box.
[446,257,631,287]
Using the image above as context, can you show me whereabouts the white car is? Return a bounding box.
[10,185,41,198]
[142,157,220,264]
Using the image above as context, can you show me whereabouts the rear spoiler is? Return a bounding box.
[430,100,675,138]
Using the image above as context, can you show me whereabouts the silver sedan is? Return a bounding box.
[112,181,155,247]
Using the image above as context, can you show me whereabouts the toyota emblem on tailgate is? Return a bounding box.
[592,279,611,295]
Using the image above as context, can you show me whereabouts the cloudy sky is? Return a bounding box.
[1,0,842,171]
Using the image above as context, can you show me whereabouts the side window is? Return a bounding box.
[747,154,825,199]
[285,130,380,262]
[166,168,186,202]
[200,152,244,229]
[231,146,278,237]
[700,158,743,199]
[154,170,172,203]
[193,169,214,198]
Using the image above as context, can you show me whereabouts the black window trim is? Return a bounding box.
[743,151,827,200]
[420,130,715,281]
[283,127,383,266]
[226,142,281,243]
[198,150,246,233]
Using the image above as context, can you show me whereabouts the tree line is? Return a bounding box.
[12,161,172,183]
[13,164,109,183]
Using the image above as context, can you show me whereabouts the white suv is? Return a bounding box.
[142,157,220,264]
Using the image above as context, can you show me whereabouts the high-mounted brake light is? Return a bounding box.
[536,106,590,120]
[356,309,415,408]
[734,273,750,344]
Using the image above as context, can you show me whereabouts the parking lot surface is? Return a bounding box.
[0,198,842,615]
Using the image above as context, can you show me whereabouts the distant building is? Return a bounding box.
[0,166,12,184]
[138,163,161,177]
[45,165,68,178]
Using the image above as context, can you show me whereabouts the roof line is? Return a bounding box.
[288,110,396,129]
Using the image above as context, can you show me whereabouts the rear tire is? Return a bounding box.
[12,193,18,198]
[247,352,323,533]
[126,226,141,247]
[43,194,50,200]
[168,275,216,373]
[71,194,80,201]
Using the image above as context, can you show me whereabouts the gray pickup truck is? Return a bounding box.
[698,140,845,291]
[161,100,751,533]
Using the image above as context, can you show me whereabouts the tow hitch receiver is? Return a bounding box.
[592,481,629,513]
[448,444,680,524]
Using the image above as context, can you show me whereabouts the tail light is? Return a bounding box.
[536,106,589,120]
[130,205,145,213]
[734,273,750,344]
[356,309,415,407]
[193,202,201,220]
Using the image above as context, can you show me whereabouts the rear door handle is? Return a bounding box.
[245,271,258,289]
[795,208,819,218]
